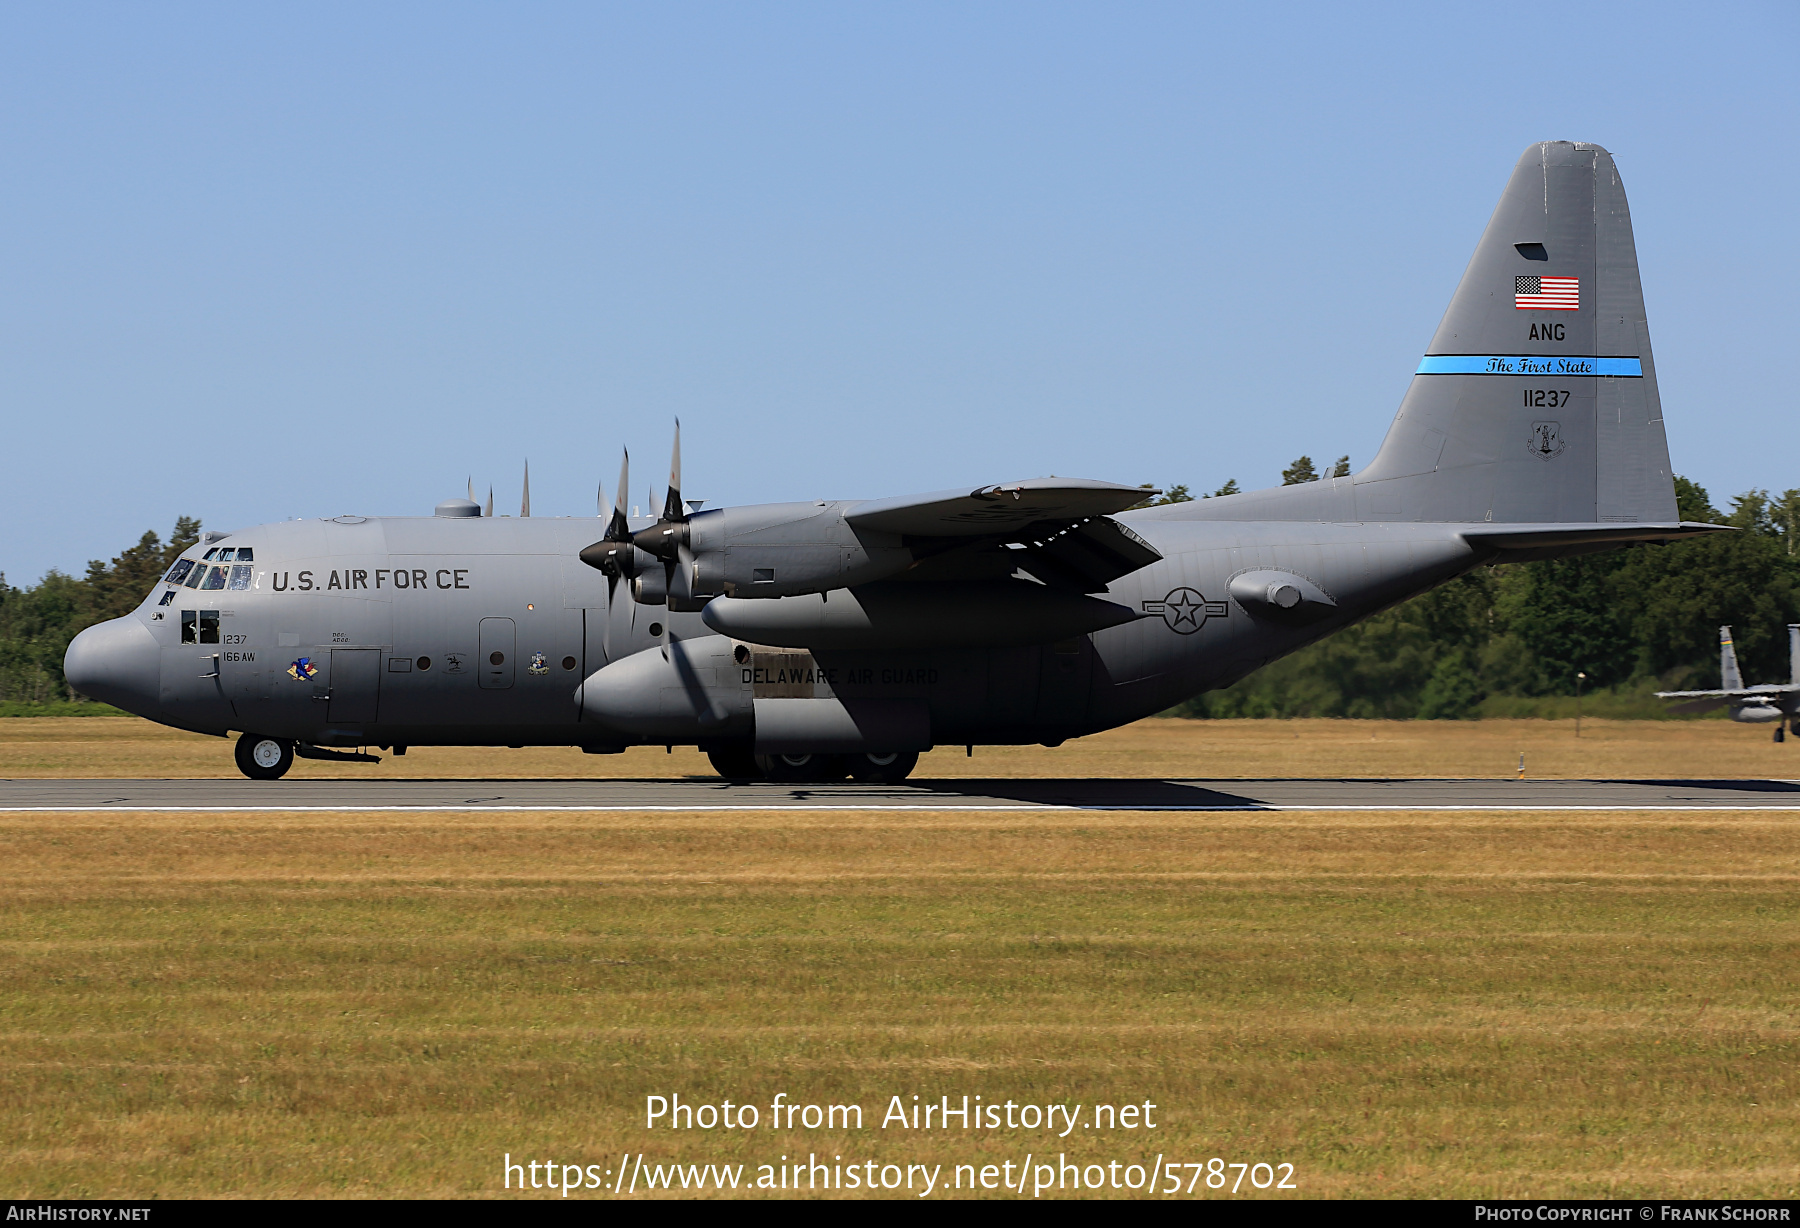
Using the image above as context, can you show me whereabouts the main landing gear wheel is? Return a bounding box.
[847,751,919,784]
[756,752,849,783]
[235,733,294,780]
[1778,724,1788,744]
[706,746,763,780]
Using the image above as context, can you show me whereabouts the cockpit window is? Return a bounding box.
[202,548,219,561]
[164,559,195,585]
[181,609,221,645]
[183,562,207,589]
[228,565,253,591]
[234,547,252,562]
[200,565,228,591]
[157,590,176,606]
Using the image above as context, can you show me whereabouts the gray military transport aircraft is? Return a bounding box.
[66,141,1726,783]
[1657,626,1800,741]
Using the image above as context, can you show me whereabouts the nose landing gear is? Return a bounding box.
[234,734,294,780]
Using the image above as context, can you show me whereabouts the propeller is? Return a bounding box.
[631,421,698,621]
[521,460,531,517]
[581,423,698,660]
[484,484,494,518]
[663,417,686,525]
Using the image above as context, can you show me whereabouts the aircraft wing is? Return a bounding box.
[1654,684,1800,715]
[847,478,1152,537]
[1655,685,1800,699]
[845,478,1163,593]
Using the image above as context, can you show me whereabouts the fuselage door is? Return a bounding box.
[479,618,516,690]
[327,649,381,723]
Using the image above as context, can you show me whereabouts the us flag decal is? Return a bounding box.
[1515,275,1579,310]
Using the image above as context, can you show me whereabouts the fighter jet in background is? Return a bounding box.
[1657,626,1800,741]
[66,141,1727,781]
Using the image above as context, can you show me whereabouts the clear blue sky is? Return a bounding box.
[3,2,1795,582]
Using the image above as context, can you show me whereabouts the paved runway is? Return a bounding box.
[4,777,1800,811]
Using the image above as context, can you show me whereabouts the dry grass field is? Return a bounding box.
[2,717,1797,1199]
[2,714,1796,780]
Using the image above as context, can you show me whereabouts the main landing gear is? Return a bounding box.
[705,748,919,784]
[235,733,294,780]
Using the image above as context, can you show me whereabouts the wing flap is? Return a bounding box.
[1014,517,1164,592]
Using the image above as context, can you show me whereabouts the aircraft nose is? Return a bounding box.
[64,617,161,716]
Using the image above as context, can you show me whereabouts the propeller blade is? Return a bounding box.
[662,418,686,523]
[521,460,531,517]
[485,485,493,518]
[605,451,631,542]
[467,475,475,504]
[596,479,605,519]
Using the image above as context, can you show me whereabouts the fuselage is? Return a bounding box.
[65,505,1484,751]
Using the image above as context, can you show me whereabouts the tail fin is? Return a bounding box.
[1357,142,1676,524]
[1721,626,1743,691]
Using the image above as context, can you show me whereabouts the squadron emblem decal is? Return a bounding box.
[286,657,318,681]
[1527,420,1566,461]
[1142,587,1230,634]
[527,652,549,676]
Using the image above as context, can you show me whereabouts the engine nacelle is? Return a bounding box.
[579,634,751,740]
[1730,702,1785,724]
[591,503,915,605]
[700,581,1139,650]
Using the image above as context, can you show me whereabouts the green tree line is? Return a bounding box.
[5,472,1800,718]
[0,517,198,708]
[1134,466,1800,717]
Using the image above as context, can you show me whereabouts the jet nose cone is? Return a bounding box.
[64,617,160,716]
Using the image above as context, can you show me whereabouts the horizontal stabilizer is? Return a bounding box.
[1462,522,1731,554]
[848,478,1150,538]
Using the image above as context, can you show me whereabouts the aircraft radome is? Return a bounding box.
[66,141,1726,783]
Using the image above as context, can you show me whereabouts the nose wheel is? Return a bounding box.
[235,734,294,780]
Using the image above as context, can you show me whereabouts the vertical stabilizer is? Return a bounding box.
[1357,142,1676,524]
[1721,626,1744,691]
[1789,624,1799,686]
